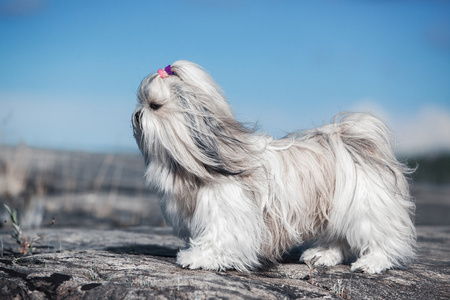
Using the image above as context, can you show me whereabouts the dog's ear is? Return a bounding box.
[167,61,257,179]
[176,92,244,176]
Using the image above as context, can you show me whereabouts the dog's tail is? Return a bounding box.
[324,112,416,268]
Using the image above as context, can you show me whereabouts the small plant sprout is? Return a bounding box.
[89,264,103,281]
[331,279,349,299]
[304,255,321,284]
[4,204,40,255]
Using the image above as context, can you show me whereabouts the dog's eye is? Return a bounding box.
[150,102,162,110]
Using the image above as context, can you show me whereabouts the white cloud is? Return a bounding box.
[394,106,450,154]
[0,92,136,152]
[353,101,450,155]
[2,90,450,155]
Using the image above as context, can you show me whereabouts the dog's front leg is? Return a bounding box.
[176,182,264,272]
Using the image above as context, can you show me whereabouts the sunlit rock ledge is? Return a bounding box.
[0,225,448,299]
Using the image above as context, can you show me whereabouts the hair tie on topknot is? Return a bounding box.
[158,65,174,79]
[165,65,174,75]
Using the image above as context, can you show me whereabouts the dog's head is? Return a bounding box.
[132,61,255,181]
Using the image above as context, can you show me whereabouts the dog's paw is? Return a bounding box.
[300,247,344,267]
[351,254,391,274]
[176,248,223,271]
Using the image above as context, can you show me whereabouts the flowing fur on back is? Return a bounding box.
[132,60,416,273]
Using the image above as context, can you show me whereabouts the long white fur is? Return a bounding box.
[132,60,416,274]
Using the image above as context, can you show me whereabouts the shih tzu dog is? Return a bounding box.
[132,61,416,274]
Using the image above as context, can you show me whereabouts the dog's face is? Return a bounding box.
[132,61,253,181]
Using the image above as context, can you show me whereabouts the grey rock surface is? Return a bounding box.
[1,225,449,299]
[1,146,449,298]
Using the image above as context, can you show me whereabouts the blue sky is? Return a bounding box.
[1,0,449,154]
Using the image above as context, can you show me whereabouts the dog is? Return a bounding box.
[132,60,416,274]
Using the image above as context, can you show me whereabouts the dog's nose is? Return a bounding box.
[133,110,141,127]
